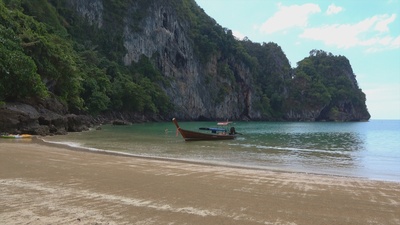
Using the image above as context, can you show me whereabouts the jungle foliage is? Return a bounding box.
[286,50,369,119]
[0,0,172,115]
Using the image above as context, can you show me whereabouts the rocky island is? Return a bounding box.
[0,0,370,135]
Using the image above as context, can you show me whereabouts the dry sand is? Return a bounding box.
[0,138,399,225]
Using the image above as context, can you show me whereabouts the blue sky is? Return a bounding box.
[195,0,400,120]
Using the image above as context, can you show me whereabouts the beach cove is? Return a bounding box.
[1,139,399,224]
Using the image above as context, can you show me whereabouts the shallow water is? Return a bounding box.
[43,120,400,182]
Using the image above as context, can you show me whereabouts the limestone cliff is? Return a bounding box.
[68,0,255,120]
[70,0,367,122]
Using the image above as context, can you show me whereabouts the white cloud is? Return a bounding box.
[300,14,399,51]
[326,4,343,15]
[232,30,246,40]
[392,35,400,48]
[257,3,321,34]
[364,35,400,53]
[300,24,360,48]
[374,14,396,32]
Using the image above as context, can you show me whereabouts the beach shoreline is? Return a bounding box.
[38,136,397,182]
[36,137,362,181]
[1,139,399,224]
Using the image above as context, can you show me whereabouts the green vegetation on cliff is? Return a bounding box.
[0,1,48,101]
[1,0,172,115]
[288,50,369,120]
[0,0,370,121]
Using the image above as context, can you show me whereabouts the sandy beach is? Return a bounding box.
[1,139,399,225]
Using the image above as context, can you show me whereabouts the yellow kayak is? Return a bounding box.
[0,134,33,139]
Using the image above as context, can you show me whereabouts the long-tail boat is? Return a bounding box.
[172,118,237,141]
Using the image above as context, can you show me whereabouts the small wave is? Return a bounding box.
[42,140,83,148]
[229,143,350,155]
[38,138,287,174]
[40,138,140,157]
[39,138,232,167]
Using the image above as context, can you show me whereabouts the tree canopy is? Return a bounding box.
[0,0,172,115]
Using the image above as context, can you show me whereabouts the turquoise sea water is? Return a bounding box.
[43,120,400,182]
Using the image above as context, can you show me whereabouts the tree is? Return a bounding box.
[0,11,47,101]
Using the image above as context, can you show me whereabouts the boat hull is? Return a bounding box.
[178,128,235,141]
[172,118,235,141]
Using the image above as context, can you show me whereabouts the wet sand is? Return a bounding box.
[1,139,399,225]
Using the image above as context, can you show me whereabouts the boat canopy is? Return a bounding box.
[199,127,226,133]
